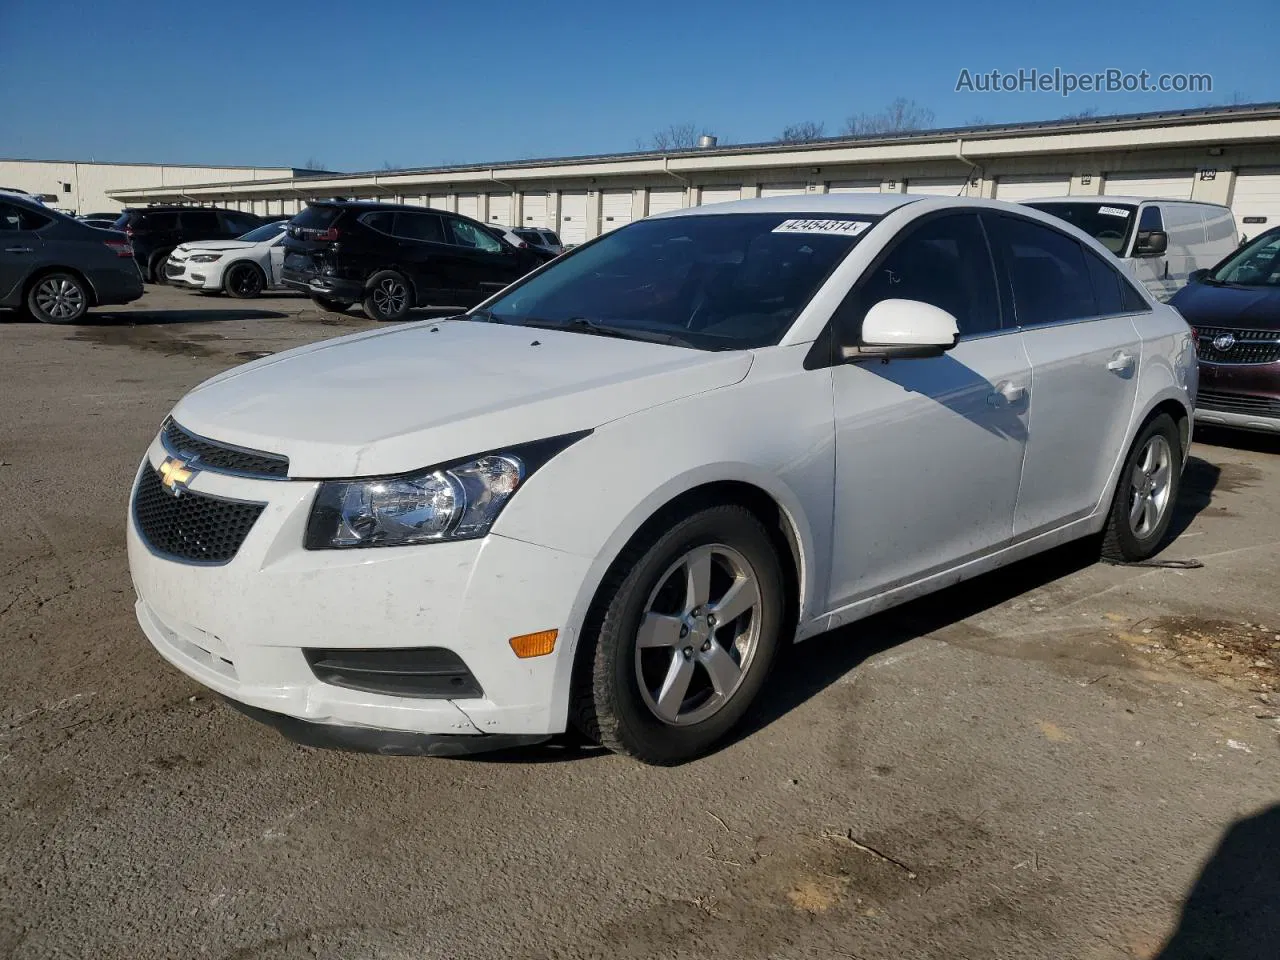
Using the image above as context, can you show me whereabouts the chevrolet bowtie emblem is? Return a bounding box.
[158,456,196,495]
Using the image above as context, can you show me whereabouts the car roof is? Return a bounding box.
[1023,196,1231,209]
[648,193,922,220]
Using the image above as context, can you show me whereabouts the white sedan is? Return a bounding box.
[127,194,1196,764]
[166,220,288,298]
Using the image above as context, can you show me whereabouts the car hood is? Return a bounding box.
[171,319,753,477]
[1170,281,1280,329]
[173,239,259,255]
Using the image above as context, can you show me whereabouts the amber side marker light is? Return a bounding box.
[509,629,558,659]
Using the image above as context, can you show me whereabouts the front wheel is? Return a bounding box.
[223,262,265,299]
[573,505,785,765]
[1101,413,1182,562]
[363,271,412,322]
[27,273,89,324]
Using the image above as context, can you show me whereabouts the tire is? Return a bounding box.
[26,272,89,324]
[149,252,172,284]
[572,504,785,765]
[363,271,412,322]
[1101,413,1182,562]
[311,296,349,313]
[223,262,265,299]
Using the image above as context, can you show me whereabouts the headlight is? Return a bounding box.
[303,432,591,549]
[189,253,223,263]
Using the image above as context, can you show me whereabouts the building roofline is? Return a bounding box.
[0,158,336,174]
[107,100,1280,199]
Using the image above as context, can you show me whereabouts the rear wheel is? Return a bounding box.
[27,272,89,324]
[1101,413,1182,562]
[572,505,785,765]
[224,262,265,299]
[363,271,412,322]
[149,252,171,284]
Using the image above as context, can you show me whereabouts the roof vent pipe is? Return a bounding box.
[697,134,718,149]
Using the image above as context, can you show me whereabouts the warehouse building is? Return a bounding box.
[106,102,1280,242]
[0,159,332,217]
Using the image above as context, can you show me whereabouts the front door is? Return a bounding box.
[984,212,1143,538]
[442,217,524,304]
[827,212,1031,611]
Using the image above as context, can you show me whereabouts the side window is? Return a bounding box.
[143,211,179,231]
[0,203,49,230]
[853,213,1001,337]
[222,212,258,234]
[1081,246,1124,315]
[448,218,503,253]
[993,216,1097,326]
[393,212,445,243]
[1119,276,1150,312]
[359,211,395,234]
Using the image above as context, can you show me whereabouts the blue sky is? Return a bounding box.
[0,0,1273,172]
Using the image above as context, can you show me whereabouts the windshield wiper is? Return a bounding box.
[467,308,506,322]
[510,317,700,349]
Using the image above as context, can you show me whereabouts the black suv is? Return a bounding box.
[281,201,548,320]
[112,206,266,283]
[0,191,143,323]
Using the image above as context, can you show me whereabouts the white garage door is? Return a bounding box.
[559,191,588,245]
[700,186,741,206]
[759,183,806,198]
[1231,168,1280,233]
[600,189,633,232]
[522,192,549,227]
[647,188,684,216]
[427,194,449,211]
[994,175,1071,201]
[487,193,512,226]
[827,180,880,194]
[1103,172,1194,200]
[906,177,966,196]
[457,194,479,219]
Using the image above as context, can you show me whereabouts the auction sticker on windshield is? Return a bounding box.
[1098,206,1131,218]
[772,219,872,236]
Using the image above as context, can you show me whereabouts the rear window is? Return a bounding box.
[1025,202,1137,255]
[292,205,344,230]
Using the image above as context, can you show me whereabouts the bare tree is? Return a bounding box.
[965,115,990,126]
[301,157,327,171]
[777,120,826,143]
[842,98,935,136]
[646,123,708,150]
[1060,107,1099,120]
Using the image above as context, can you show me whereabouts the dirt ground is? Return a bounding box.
[2,288,1278,960]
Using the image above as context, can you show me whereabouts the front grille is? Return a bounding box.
[1197,389,1280,417]
[1192,326,1280,365]
[162,418,289,479]
[303,647,484,699]
[133,466,265,564]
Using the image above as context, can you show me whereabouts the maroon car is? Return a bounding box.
[1170,226,1280,435]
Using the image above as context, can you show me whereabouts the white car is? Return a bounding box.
[166,220,289,298]
[127,194,1196,764]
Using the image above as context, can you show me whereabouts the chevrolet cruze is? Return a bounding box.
[127,194,1197,764]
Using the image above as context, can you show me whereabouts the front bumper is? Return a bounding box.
[1195,360,1280,434]
[127,435,593,741]
[1194,406,1280,434]
[166,258,221,290]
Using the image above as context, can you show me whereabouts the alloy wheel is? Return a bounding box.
[372,278,407,317]
[35,277,85,320]
[634,543,762,726]
[1128,434,1173,538]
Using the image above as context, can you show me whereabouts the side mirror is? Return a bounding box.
[1188,268,1209,284]
[1134,230,1168,256]
[841,298,960,361]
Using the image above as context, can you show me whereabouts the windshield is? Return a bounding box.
[476,213,878,350]
[1026,202,1137,254]
[1209,230,1280,286]
[237,221,287,243]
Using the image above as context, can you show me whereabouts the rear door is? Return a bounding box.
[388,210,452,304]
[0,201,47,302]
[985,211,1144,538]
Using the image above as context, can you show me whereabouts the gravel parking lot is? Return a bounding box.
[3,287,1278,960]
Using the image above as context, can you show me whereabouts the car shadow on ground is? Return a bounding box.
[92,309,292,325]
[1194,425,1280,457]
[1153,803,1280,959]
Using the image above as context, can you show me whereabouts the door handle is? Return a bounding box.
[1107,351,1136,373]
[4,246,33,254]
[987,380,1026,406]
